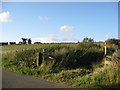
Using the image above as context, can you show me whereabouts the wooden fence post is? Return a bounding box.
[104,42,107,56]
[42,49,45,62]
[36,52,43,67]
[104,42,107,67]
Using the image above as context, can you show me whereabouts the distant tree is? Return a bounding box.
[82,37,94,42]
[34,42,42,44]
[77,41,80,43]
[28,38,32,44]
[88,38,94,42]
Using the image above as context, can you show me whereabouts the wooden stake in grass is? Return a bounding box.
[104,42,107,56]
[104,41,107,67]
[37,52,43,67]
[42,49,45,62]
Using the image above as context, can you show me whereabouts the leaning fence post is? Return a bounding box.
[42,49,45,62]
[36,52,43,67]
[104,42,107,67]
[104,42,107,56]
[43,49,45,61]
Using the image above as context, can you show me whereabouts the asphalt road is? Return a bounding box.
[2,69,72,88]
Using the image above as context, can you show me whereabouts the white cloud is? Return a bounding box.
[0,11,12,22]
[104,35,115,37]
[38,16,48,20]
[32,34,77,43]
[60,25,74,32]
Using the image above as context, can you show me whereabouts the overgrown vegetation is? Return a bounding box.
[1,39,120,88]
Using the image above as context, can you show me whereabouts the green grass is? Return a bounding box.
[1,43,78,53]
[1,43,120,88]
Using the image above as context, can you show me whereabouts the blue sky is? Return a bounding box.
[0,2,118,43]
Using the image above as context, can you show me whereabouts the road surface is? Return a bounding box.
[2,69,73,88]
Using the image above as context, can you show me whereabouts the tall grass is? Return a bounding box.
[4,43,104,71]
[2,43,119,88]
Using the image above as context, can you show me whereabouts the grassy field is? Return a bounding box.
[1,43,78,53]
[1,42,120,88]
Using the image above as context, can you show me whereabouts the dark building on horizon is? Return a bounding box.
[9,42,16,45]
[21,38,27,44]
[21,38,32,44]
[0,42,8,46]
[28,38,32,44]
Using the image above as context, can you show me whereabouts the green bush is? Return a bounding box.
[106,39,120,45]
[14,50,37,68]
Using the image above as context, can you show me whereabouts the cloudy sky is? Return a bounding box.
[0,2,118,43]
